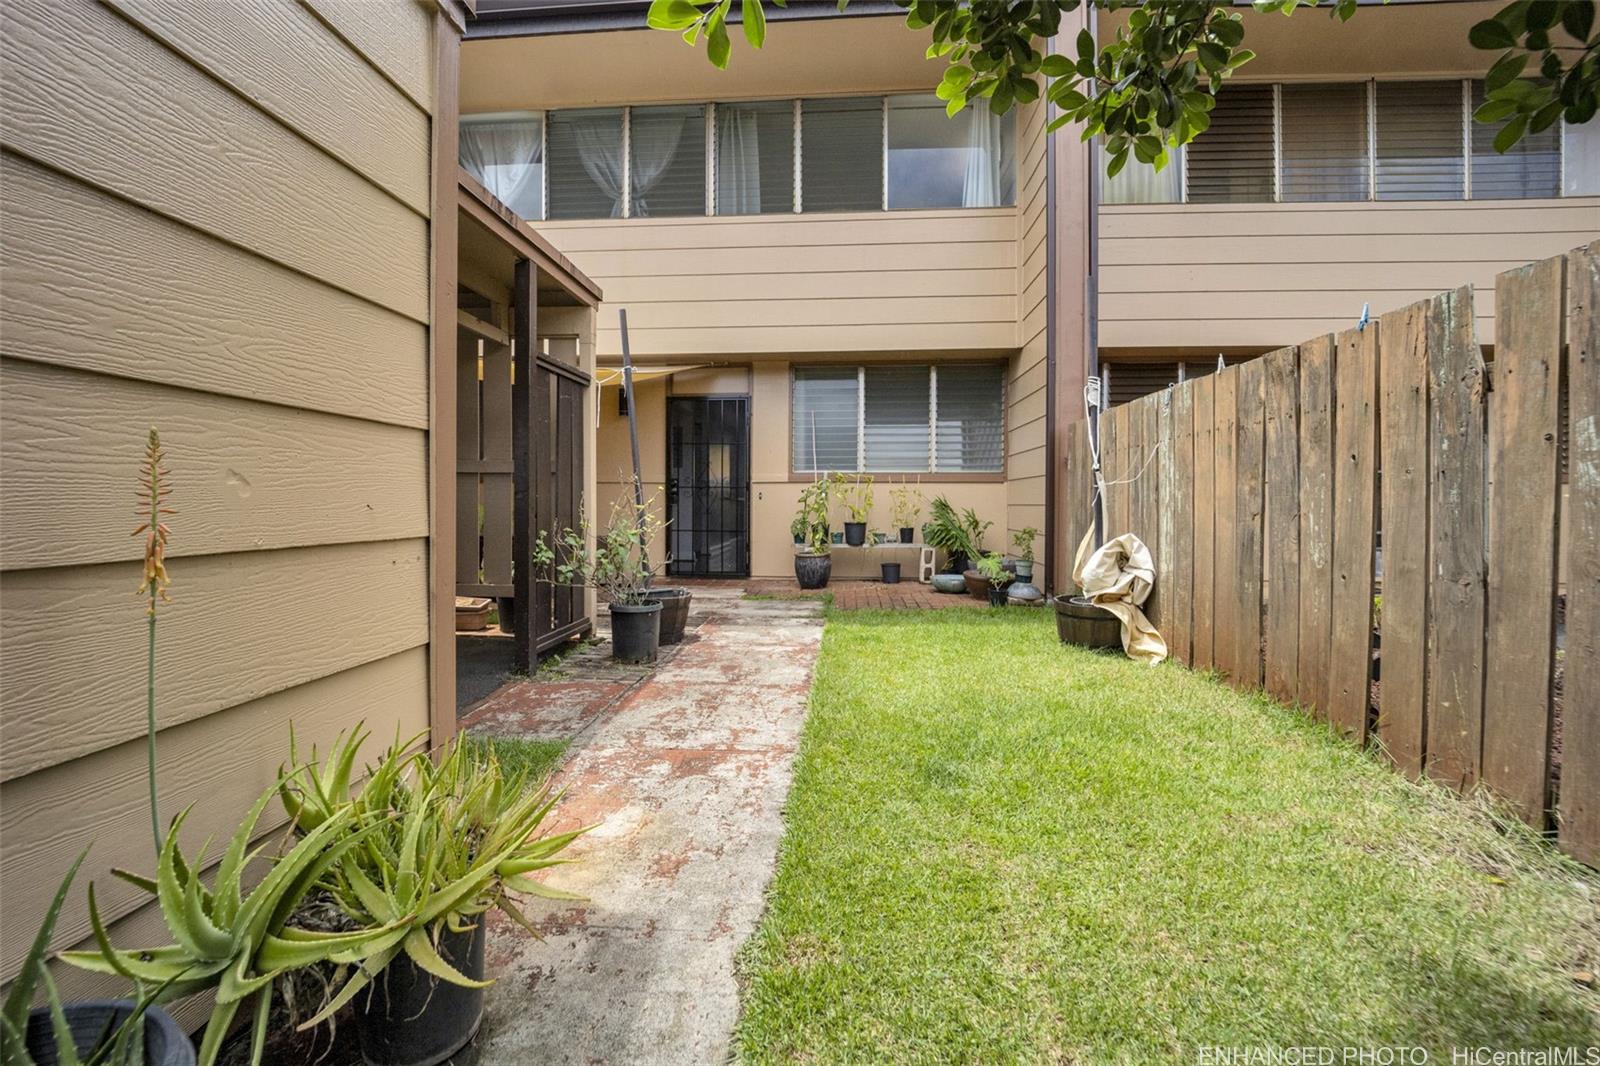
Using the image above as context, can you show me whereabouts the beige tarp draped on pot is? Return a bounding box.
[1072,527,1168,665]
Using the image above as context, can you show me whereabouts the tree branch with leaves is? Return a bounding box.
[647,0,1598,176]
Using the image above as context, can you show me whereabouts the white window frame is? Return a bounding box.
[1186,76,1571,204]
[791,363,1004,475]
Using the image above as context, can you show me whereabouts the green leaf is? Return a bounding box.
[1196,43,1227,73]
[1212,18,1245,47]
[1469,18,1518,48]
[1039,54,1073,78]
[1076,28,1094,61]
[1485,50,1529,92]
[403,927,493,989]
[1493,112,1529,152]
[1561,0,1595,41]
[707,18,731,68]
[3,849,87,1035]
[1529,98,1563,132]
[646,0,702,31]
[740,0,765,49]
[1525,0,1559,31]
[1106,149,1130,178]
[1474,97,1520,123]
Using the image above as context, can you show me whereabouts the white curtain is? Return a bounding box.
[717,105,762,214]
[573,116,626,217]
[628,109,688,217]
[961,107,1012,208]
[1100,143,1184,204]
[460,116,542,219]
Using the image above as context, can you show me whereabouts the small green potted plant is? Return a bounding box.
[1011,527,1040,583]
[889,483,922,544]
[793,478,834,589]
[841,475,874,547]
[536,497,667,663]
[976,552,1012,607]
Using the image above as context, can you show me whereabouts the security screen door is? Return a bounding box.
[666,396,750,577]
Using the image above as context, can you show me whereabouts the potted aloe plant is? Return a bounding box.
[536,498,668,664]
[840,475,873,547]
[276,730,589,1066]
[793,477,834,590]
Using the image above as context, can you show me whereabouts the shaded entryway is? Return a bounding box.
[465,586,824,1065]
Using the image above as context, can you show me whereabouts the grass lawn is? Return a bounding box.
[737,609,1600,1063]
[463,735,567,785]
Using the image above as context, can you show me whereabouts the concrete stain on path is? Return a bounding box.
[469,589,824,1065]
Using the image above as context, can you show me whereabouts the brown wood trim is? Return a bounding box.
[785,472,1007,484]
[536,615,592,654]
[511,259,538,674]
[458,171,604,306]
[537,354,591,387]
[427,9,461,748]
[458,308,510,345]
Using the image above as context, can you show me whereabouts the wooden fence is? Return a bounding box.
[1063,241,1598,865]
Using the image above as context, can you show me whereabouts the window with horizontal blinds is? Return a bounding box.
[863,366,931,472]
[934,364,1004,473]
[801,97,883,212]
[546,107,624,219]
[1376,81,1465,200]
[1471,81,1561,199]
[716,100,794,215]
[1281,82,1368,202]
[792,367,859,473]
[630,104,706,218]
[1185,84,1275,203]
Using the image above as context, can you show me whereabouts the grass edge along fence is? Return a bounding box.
[1063,239,1599,866]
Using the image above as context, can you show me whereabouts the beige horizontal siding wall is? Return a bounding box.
[1008,98,1049,584]
[1100,199,1600,350]
[0,0,437,1005]
[538,211,1020,358]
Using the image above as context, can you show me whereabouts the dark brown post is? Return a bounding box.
[512,258,538,674]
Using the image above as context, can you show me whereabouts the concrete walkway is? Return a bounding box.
[471,587,825,1065]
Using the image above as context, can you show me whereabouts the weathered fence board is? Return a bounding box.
[1561,240,1600,865]
[1142,394,1163,628]
[1483,254,1565,824]
[1192,375,1217,671]
[1425,286,1486,790]
[1212,367,1240,682]
[1297,334,1336,715]
[1328,325,1380,742]
[1232,357,1266,691]
[1263,346,1300,703]
[1167,384,1194,664]
[1376,297,1433,777]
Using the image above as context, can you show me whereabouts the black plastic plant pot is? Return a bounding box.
[795,552,831,590]
[358,922,485,1066]
[608,600,663,663]
[881,562,901,585]
[987,586,1009,608]
[27,1001,195,1066]
[843,521,867,547]
[647,586,692,644]
[945,551,969,575]
[899,527,915,544]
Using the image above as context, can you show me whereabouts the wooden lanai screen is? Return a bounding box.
[1063,241,1599,867]
[456,261,590,670]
